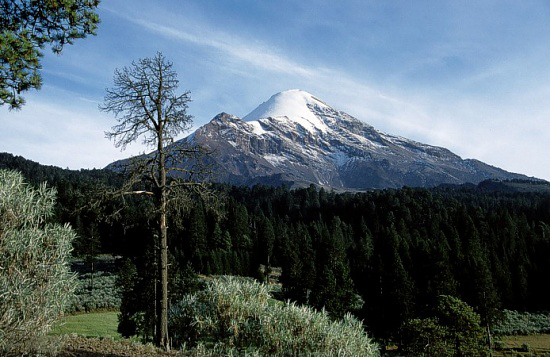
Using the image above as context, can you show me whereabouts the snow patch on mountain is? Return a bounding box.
[248,120,268,135]
[177,90,531,190]
[264,153,287,166]
[243,89,330,134]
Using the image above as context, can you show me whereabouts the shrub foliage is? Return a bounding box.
[400,295,486,356]
[0,170,76,355]
[65,271,121,314]
[169,276,379,356]
[493,310,550,336]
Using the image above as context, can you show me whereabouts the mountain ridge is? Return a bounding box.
[184,89,532,189]
[108,89,536,190]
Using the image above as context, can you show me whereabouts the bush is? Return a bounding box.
[401,295,486,356]
[169,275,379,356]
[401,317,452,356]
[0,170,76,355]
[65,272,121,313]
[493,310,550,336]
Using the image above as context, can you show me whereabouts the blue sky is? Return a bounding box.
[2,1,550,180]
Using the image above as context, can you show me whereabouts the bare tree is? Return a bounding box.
[99,52,210,350]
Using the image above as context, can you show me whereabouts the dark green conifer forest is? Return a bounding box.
[3,152,550,341]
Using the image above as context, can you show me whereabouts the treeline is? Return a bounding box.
[186,184,550,339]
[3,152,550,341]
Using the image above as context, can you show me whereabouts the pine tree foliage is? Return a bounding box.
[311,218,356,318]
[0,169,76,355]
[401,295,485,356]
[0,0,100,109]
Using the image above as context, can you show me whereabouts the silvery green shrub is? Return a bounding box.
[169,275,379,356]
[0,170,76,355]
[65,272,121,313]
[493,310,550,335]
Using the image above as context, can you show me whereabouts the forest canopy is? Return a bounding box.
[2,152,550,342]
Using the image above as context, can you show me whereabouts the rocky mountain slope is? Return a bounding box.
[182,89,529,189]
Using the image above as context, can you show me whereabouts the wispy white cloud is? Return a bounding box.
[117,12,409,123]
[0,94,147,169]
[131,19,316,78]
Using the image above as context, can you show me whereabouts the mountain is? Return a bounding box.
[110,89,534,190]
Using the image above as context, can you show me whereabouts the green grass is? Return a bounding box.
[50,311,120,339]
[493,334,550,356]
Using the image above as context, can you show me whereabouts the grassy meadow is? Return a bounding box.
[494,334,550,356]
[50,311,119,339]
[47,292,550,356]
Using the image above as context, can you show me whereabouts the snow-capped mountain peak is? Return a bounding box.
[154,90,530,190]
[243,89,330,134]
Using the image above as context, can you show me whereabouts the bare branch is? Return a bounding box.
[99,52,216,349]
[99,52,192,152]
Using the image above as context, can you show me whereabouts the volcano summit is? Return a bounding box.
[109,89,531,190]
[177,89,528,189]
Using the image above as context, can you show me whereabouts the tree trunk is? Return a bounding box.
[159,192,169,350]
[157,109,170,350]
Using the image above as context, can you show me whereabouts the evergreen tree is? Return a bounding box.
[210,221,232,251]
[378,226,415,337]
[116,258,140,338]
[256,213,275,268]
[227,201,251,251]
[458,209,500,326]
[401,295,486,356]
[1,0,100,109]
[311,218,356,318]
[280,231,301,299]
[187,203,207,269]
[429,234,458,297]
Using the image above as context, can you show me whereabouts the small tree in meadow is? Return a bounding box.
[401,295,486,356]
